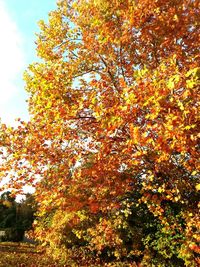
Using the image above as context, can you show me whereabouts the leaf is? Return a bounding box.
[195,184,200,191]
[185,67,200,78]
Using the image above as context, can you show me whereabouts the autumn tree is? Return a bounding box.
[0,0,199,265]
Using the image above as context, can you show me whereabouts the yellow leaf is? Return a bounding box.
[195,184,200,191]
[174,196,179,202]
[191,171,197,176]
[167,79,175,90]
[173,14,178,21]
[177,100,184,110]
[186,80,196,89]
[185,67,200,78]
[158,187,163,193]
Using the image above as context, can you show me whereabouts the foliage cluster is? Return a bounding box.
[0,0,199,266]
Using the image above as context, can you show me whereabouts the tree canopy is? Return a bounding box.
[0,0,199,266]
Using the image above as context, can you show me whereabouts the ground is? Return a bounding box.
[0,242,139,266]
[0,242,59,267]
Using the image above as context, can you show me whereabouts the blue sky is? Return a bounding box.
[0,0,57,125]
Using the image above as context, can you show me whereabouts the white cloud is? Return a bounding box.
[0,0,27,125]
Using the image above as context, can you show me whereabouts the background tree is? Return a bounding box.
[0,0,199,265]
[0,192,36,241]
[0,192,16,229]
[17,193,37,233]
